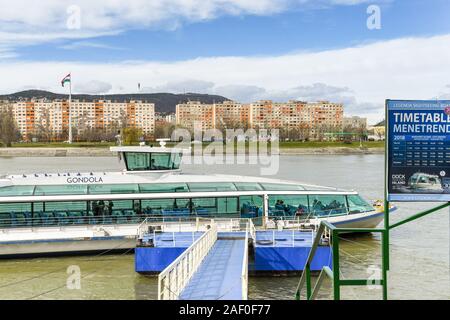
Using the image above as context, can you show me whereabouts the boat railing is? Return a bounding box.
[0,213,248,230]
[158,223,218,300]
[0,213,148,229]
[254,228,314,248]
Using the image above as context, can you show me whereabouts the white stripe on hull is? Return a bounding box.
[0,238,135,257]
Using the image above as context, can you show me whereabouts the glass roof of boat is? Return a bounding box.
[0,181,340,197]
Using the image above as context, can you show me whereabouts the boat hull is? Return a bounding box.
[0,237,135,259]
[0,224,138,258]
[324,207,396,230]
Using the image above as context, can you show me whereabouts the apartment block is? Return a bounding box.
[176,100,344,138]
[11,99,155,139]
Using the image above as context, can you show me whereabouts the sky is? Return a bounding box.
[1,0,450,124]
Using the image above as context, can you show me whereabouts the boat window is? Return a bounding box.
[268,195,309,217]
[188,182,237,192]
[0,186,34,197]
[88,184,139,194]
[124,152,182,171]
[34,185,87,196]
[347,195,374,214]
[260,183,305,191]
[192,197,239,217]
[239,195,263,218]
[139,183,189,193]
[171,153,182,169]
[151,153,171,169]
[234,182,264,191]
[141,198,190,216]
[45,201,87,213]
[0,202,31,214]
[309,195,348,217]
[0,203,31,227]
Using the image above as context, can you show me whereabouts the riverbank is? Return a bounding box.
[0,146,384,157]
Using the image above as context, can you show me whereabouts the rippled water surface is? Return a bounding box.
[0,155,448,300]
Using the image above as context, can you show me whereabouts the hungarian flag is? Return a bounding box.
[61,73,71,87]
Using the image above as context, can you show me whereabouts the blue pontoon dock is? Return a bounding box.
[135,219,332,300]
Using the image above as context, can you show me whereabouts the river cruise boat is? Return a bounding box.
[0,143,391,258]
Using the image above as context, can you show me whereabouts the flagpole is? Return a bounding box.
[68,74,72,144]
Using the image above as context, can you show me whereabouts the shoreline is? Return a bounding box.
[0,147,384,157]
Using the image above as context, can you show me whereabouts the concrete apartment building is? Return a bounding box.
[176,99,344,138]
[10,99,155,139]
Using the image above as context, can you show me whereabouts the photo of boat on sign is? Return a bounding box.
[0,0,448,312]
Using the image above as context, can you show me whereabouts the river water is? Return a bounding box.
[0,155,448,300]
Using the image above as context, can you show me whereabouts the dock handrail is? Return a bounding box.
[248,218,256,240]
[158,223,218,300]
[294,220,386,300]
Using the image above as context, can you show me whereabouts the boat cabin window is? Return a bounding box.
[239,195,263,218]
[34,185,87,196]
[268,195,309,217]
[192,197,239,217]
[0,186,34,197]
[309,195,348,216]
[141,198,190,215]
[234,183,264,191]
[347,195,374,213]
[261,183,305,191]
[139,183,189,193]
[124,152,182,171]
[188,182,237,192]
[89,184,139,194]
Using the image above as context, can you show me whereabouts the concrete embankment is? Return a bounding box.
[0,147,384,157]
[0,148,113,157]
[279,147,384,155]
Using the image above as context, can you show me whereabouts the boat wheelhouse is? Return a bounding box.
[0,144,388,257]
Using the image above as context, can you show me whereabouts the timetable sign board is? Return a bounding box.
[387,100,450,201]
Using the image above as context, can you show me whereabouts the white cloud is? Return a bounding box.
[0,0,379,54]
[141,79,215,93]
[1,33,450,124]
[74,80,112,94]
[213,84,267,102]
[59,41,124,50]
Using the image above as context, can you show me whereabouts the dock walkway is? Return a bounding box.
[179,235,246,300]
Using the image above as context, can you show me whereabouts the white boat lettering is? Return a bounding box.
[67,177,103,184]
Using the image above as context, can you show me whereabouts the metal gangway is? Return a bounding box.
[157,220,253,300]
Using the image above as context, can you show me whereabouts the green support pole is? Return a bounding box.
[381,230,388,300]
[332,230,340,300]
[305,265,311,300]
[383,200,390,271]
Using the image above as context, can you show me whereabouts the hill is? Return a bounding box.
[0,90,230,113]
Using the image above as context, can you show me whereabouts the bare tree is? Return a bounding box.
[34,107,52,142]
[0,105,21,147]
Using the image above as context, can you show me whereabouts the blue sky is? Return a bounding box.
[1,0,450,123]
[14,0,450,62]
